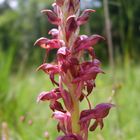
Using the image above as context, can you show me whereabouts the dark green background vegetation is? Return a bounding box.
[0,0,140,139]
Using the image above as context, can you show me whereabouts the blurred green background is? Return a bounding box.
[0,0,140,140]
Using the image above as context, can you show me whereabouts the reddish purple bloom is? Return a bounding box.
[37,88,61,102]
[72,65,103,83]
[37,88,65,112]
[34,37,63,50]
[37,63,59,85]
[77,9,96,26]
[53,111,72,134]
[60,89,73,112]
[65,15,78,41]
[74,35,105,52]
[41,9,61,25]
[35,0,114,139]
[80,103,115,131]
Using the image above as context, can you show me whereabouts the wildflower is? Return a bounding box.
[36,63,59,86]
[35,0,114,139]
[53,111,72,134]
[77,9,96,26]
[80,103,115,131]
[41,9,61,25]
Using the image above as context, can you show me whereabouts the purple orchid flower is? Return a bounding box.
[41,9,61,25]
[34,0,114,139]
[37,88,65,112]
[36,63,59,86]
[53,111,72,134]
[80,103,115,131]
[77,9,96,26]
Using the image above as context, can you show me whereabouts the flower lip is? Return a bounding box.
[37,88,61,103]
[34,37,63,50]
[36,63,59,86]
[72,66,104,83]
[79,103,115,131]
[52,111,72,134]
[75,34,105,52]
[79,103,115,122]
[36,63,59,73]
[34,37,48,47]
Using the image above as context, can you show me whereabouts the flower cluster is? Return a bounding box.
[34,0,114,140]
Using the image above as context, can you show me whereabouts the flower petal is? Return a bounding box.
[75,34,105,52]
[77,9,96,26]
[53,111,72,134]
[50,101,65,112]
[89,118,104,131]
[72,66,103,83]
[65,15,78,41]
[87,47,96,59]
[80,103,115,123]
[34,38,62,50]
[37,88,61,102]
[86,80,95,96]
[36,63,59,73]
[56,0,64,6]
[37,63,59,85]
[57,47,70,56]
[34,37,49,49]
[41,9,61,25]
[61,90,73,111]
[37,91,55,102]
[48,28,59,39]
[89,120,98,131]
[94,103,115,118]
[74,35,88,48]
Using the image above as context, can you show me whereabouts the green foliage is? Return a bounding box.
[0,46,17,130]
[0,10,18,27]
[0,66,139,140]
[0,46,15,99]
[0,0,140,66]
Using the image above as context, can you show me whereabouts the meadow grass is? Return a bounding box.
[0,65,140,140]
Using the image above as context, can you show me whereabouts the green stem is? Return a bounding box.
[71,97,80,133]
[60,72,80,134]
[69,84,80,134]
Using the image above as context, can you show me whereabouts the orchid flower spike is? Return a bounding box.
[34,0,114,140]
